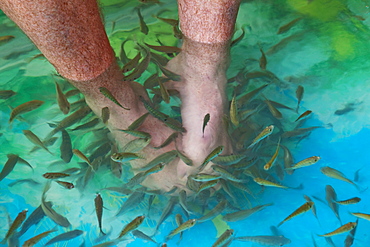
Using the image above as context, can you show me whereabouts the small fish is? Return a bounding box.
[198,200,227,223]
[71,118,100,131]
[154,132,178,149]
[264,138,280,170]
[73,149,94,169]
[144,43,181,53]
[295,110,312,122]
[60,130,73,163]
[202,113,211,135]
[282,126,323,138]
[155,197,177,232]
[230,95,239,126]
[296,85,304,112]
[335,102,358,116]
[95,193,105,235]
[8,179,40,187]
[137,8,149,34]
[132,230,157,243]
[1,209,28,244]
[55,81,70,114]
[0,154,19,182]
[264,97,283,119]
[223,203,273,222]
[0,35,15,45]
[321,166,358,189]
[118,216,145,238]
[175,214,184,244]
[9,100,44,123]
[247,125,274,149]
[116,129,151,139]
[22,229,57,247]
[278,201,314,227]
[199,146,224,170]
[304,195,318,219]
[123,47,151,81]
[56,181,74,189]
[99,87,129,110]
[254,178,288,189]
[351,212,370,221]
[166,219,197,240]
[127,112,150,130]
[44,229,84,246]
[111,152,143,163]
[152,60,181,81]
[154,16,179,26]
[177,150,193,166]
[158,80,170,103]
[277,17,303,34]
[122,52,141,73]
[196,180,219,195]
[344,219,358,247]
[335,197,361,205]
[326,185,341,222]
[191,173,221,182]
[237,84,268,106]
[259,48,267,70]
[212,154,246,166]
[0,90,16,99]
[319,222,357,237]
[116,192,145,217]
[43,172,70,179]
[18,205,47,237]
[23,130,53,154]
[287,156,320,170]
[212,229,234,247]
[235,235,291,246]
[231,28,245,47]
[212,165,244,183]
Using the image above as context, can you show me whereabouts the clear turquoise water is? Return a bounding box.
[1,0,370,246]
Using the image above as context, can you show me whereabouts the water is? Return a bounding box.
[1,0,370,246]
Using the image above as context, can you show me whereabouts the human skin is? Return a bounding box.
[0,0,241,191]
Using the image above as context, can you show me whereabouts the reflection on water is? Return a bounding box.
[1,0,370,246]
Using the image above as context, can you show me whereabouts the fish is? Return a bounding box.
[319,222,357,237]
[18,204,47,236]
[44,229,84,246]
[56,181,74,189]
[137,8,148,34]
[191,173,221,182]
[198,200,227,223]
[0,209,28,244]
[71,117,100,131]
[46,106,92,138]
[0,35,15,45]
[175,214,184,244]
[116,192,145,216]
[122,138,151,153]
[23,130,53,154]
[22,228,57,247]
[60,129,73,163]
[295,110,312,122]
[266,31,306,55]
[116,129,151,139]
[350,212,370,221]
[0,90,16,99]
[326,185,341,222]
[0,154,19,182]
[154,132,178,149]
[55,81,70,114]
[123,47,151,81]
[282,126,323,138]
[111,152,143,163]
[277,17,303,34]
[237,84,268,106]
[212,229,234,247]
[202,113,211,135]
[264,97,283,119]
[144,43,181,53]
[196,180,219,195]
[41,182,71,227]
[259,48,267,70]
[223,203,273,222]
[152,60,181,81]
[132,230,156,243]
[122,52,141,73]
[42,172,70,179]
[199,146,224,171]
[127,112,150,130]
[320,166,359,189]
[230,94,239,127]
[99,87,129,110]
[228,180,254,196]
[295,85,304,112]
[155,197,177,232]
[158,80,170,103]
[235,235,291,246]
[231,28,245,47]
[253,177,289,189]
[154,16,179,26]
[247,125,274,149]
[139,150,178,171]
[8,179,40,187]
[73,149,94,169]
[118,215,145,238]
[101,106,110,124]
[166,219,197,240]
[287,156,320,170]
[212,165,244,183]
[335,102,358,115]
[278,201,314,227]
[9,100,44,123]
[177,150,193,166]
[344,219,358,247]
[212,154,246,166]
[95,193,106,235]
[264,138,281,170]
[335,197,361,205]
[304,195,318,219]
